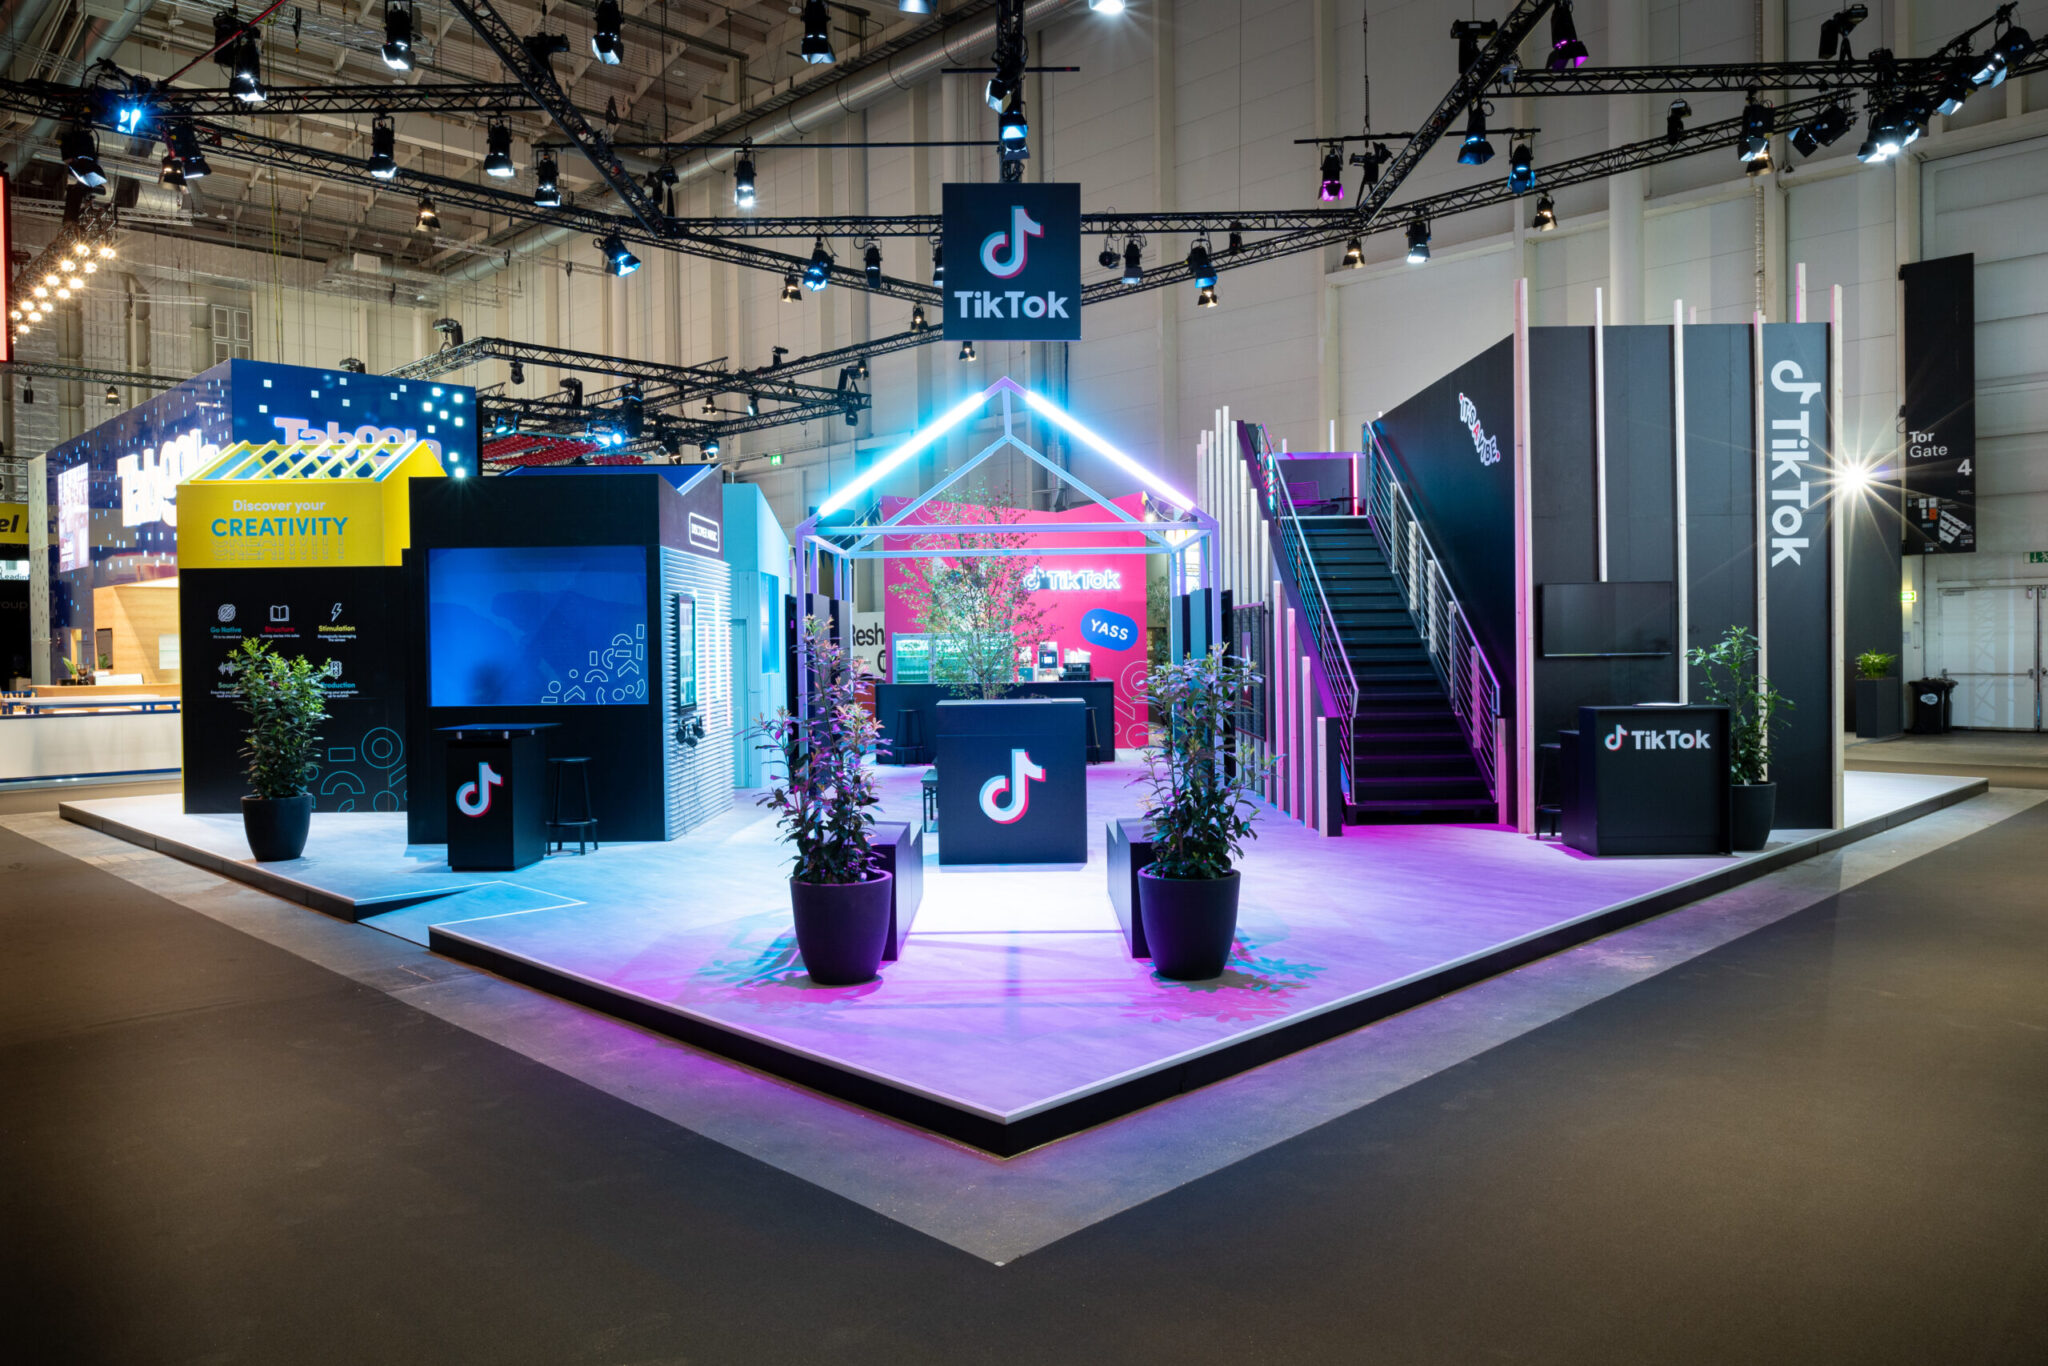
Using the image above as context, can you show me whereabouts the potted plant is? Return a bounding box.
[758,621,893,985]
[1854,649,1902,739]
[1687,626,1791,852]
[1134,648,1271,980]
[226,637,331,862]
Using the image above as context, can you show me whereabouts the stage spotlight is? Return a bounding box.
[1121,238,1143,285]
[782,272,802,302]
[1196,285,1218,308]
[999,101,1029,148]
[21,380,34,404]
[800,0,834,65]
[1186,240,1217,289]
[61,126,106,189]
[1451,18,1498,74]
[1342,236,1363,268]
[804,238,833,291]
[114,93,151,137]
[533,149,562,206]
[1227,221,1245,254]
[415,195,440,232]
[509,360,525,385]
[432,317,464,348]
[909,304,929,332]
[959,340,977,362]
[230,34,265,105]
[702,436,720,459]
[844,406,860,429]
[159,152,187,189]
[170,123,210,180]
[1667,98,1691,145]
[1098,236,1119,269]
[745,392,760,418]
[591,0,624,65]
[899,0,931,12]
[382,1,415,70]
[1818,5,1867,61]
[855,355,869,382]
[1457,107,1495,166]
[1532,194,1557,231]
[561,378,584,408]
[1547,0,1589,71]
[105,385,120,406]
[484,120,517,178]
[733,147,757,208]
[1089,0,1126,12]
[1319,144,1344,201]
[1934,57,1976,115]
[1507,142,1536,194]
[1973,20,2034,88]
[368,114,399,180]
[1738,92,1774,162]
[931,239,944,284]
[340,357,367,373]
[864,241,883,287]
[599,232,640,276]
[1405,220,1431,265]
[1789,101,1851,157]
[1863,102,1908,160]
[1746,142,1774,177]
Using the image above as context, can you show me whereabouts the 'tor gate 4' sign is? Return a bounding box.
[942,182,1081,342]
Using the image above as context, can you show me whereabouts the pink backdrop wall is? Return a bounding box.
[882,494,1150,747]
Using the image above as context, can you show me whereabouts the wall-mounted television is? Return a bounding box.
[1539,581,1676,658]
[674,593,697,711]
[428,545,649,706]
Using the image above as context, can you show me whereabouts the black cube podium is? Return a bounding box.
[441,723,556,871]
[935,698,1087,865]
[1563,705,1731,856]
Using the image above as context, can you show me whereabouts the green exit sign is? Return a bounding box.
[2031,552,2048,564]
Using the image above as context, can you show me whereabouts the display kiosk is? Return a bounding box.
[441,722,555,870]
[935,697,1087,865]
[1562,704,1731,856]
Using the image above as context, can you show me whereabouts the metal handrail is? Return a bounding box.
[1245,426,1359,794]
[1362,428,1505,807]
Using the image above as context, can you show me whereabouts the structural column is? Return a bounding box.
[1606,0,1647,324]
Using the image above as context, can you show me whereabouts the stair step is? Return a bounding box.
[1350,754,1482,777]
[1345,797,1499,824]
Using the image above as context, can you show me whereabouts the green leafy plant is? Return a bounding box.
[1136,648,1274,879]
[887,483,1051,699]
[757,619,887,884]
[1687,626,1791,786]
[1856,650,1897,680]
[226,637,332,799]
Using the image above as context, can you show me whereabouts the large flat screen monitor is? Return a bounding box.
[429,545,649,706]
[1539,581,1675,658]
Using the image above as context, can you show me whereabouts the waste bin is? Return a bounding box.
[1909,677,1956,735]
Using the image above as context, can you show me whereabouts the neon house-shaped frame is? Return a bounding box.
[792,376,1220,717]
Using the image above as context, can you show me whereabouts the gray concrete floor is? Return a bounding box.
[1847,729,2048,788]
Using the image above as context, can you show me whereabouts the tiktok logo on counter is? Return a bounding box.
[1605,725,1713,753]
[456,761,503,817]
[979,748,1046,825]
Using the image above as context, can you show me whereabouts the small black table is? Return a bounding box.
[934,698,1087,865]
[1562,705,1731,856]
[439,723,558,871]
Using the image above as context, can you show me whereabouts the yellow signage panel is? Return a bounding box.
[176,438,444,569]
[0,500,28,541]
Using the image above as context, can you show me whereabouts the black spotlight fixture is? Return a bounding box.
[159,152,187,190]
[382,1,415,71]
[1318,143,1344,201]
[909,304,929,332]
[1196,285,1218,308]
[21,379,34,405]
[1227,221,1245,254]
[702,436,720,460]
[61,125,107,189]
[733,146,757,208]
[959,339,977,362]
[1789,100,1852,157]
[800,0,834,65]
[230,33,265,105]
[432,316,464,348]
[1746,142,1774,177]
[339,357,368,373]
[1818,4,1867,61]
[804,238,833,291]
[415,195,440,233]
[1451,18,1498,74]
[1098,235,1119,269]
[863,241,883,288]
[1547,0,1589,70]
[999,99,1029,151]
[484,119,517,179]
[1342,236,1363,268]
[781,272,802,302]
[533,149,562,206]
[170,122,211,180]
[1405,220,1431,265]
[931,238,945,285]
[1933,56,1976,116]
[105,385,121,406]
[1738,91,1774,162]
[561,377,584,408]
[1972,15,2034,89]
[1121,237,1143,285]
[700,395,718,417]
[745,392,760,418]
[367,113,399,181]
[855,355,869,382]
[1186,238,1217,291]
[618,383,645,439]
[1506,142,1536,194]
[591,0,624,65]
[1457,106,1495,166]
[1532,194,1557,231]
[843,406,861,429]
[1667,98,1691,145]
[508,361,525,386]
[599,231,640,276]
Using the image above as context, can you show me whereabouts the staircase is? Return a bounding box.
[1299,516,1496,823]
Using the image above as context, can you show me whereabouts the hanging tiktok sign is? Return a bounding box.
[1760,323,1834,831]
[941,182,1081,342]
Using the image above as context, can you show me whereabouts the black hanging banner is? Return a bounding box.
[1761,322,1834,830]
[1899,253,1976,554]
[942,182,1082,342]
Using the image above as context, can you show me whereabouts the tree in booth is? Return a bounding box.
[887,483,1050,699]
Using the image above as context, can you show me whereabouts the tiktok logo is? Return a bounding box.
[455,761,503,817]
[978,748,1046,825]
[979,205,1044,280]
[1605,726,1628,751]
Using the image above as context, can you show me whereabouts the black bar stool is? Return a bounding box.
[921,768,939,833]
[1085,707,1103,763]
[893,708,926,765]
[547,756,599,854]
[1534,742,1562,839]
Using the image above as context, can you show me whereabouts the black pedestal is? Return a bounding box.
[935,698,1087,865]
[871,820,925,960]
[441,723,555,871]
[1855,676,1903,739]
[1563,705,1731,856]
[1105,818,1154,958]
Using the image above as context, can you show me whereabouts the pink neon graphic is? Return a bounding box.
[456,761,504,817]
[978,748,1047,824]
[979,205,1044,279]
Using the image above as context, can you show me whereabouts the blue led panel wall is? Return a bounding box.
[427,545,649,707]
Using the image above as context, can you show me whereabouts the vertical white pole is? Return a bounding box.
[1595,286,1610,582]
[1830,284,1846,829]
[1513,279,1535,835]
[1794,262,1807,323]
[1674,299,1690,704]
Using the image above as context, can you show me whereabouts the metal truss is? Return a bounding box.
[0,359,180,390]
[478,385,870,460]
[630,207,1365,240]
[0,77,539,124]
[1494,59,1949,96]
[389,337,853,407]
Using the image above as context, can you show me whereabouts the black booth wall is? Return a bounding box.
[404,472,731,844]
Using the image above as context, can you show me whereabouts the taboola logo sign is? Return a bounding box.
[1081,607,1139,651]
[455,761,504,817]
[979,748,1046,824]
[980,205,1044,279]
[1605,725,1713,753]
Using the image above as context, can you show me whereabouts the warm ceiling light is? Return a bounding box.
[591,0,624,65]
[484,120,517,179]
[382,1,414,71]
[368,113,399,180]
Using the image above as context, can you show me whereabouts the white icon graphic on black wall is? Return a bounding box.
[217,604,236,623]
[269,605,290,623]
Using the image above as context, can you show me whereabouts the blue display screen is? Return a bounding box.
[428,545,649,707]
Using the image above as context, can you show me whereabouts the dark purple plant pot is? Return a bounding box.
[1731,782,1776,853]
[242,794,313,862]
[1137,867,1241,981]
[790,871,894,986]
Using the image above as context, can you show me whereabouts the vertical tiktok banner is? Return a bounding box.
[1761,323,1834,829]
[941,183,1081,342]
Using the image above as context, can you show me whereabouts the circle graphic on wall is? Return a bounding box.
[217,603,236,623]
